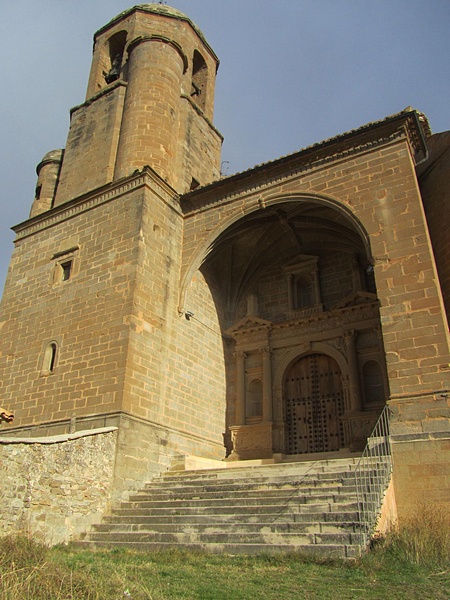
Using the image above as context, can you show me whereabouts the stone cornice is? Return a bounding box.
[12,167,180,242]
[226,300,380,340]
[180,130,407,214]
[225,317,272,339]
[180,94,224,140]
[71,80,128,117]
[274,300,380,332]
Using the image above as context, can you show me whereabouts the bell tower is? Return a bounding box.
[0,5,226,501]
[32,4,222,213]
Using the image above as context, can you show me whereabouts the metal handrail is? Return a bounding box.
[354,405,392,548]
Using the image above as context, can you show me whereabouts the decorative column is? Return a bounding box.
[261,347,273,422]
[235,351,246,425]
[344,330,362,411]
[312,268,321,306]
[342,329,376,451]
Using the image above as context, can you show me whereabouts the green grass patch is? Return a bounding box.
[0,514,448,600]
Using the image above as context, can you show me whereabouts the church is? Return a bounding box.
[0,4,449,548]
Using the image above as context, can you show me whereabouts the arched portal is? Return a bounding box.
[284,353,345,455]
[189,197,387,460]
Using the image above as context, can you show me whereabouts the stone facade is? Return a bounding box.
[0,428,117,544]
[0,3,449,541]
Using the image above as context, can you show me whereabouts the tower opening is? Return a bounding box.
[191,50,208,111]
[105,30,127,84]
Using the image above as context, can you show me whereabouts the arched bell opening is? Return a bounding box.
[104,30,128,84]
[191,49,208,111]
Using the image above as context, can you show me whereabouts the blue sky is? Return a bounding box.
[1,0,449,293]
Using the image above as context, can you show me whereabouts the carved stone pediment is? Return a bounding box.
[225,317,272,339]
[283,255,319,274]
[332,291,378,309]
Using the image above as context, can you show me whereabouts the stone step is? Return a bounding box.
[128,487,358,503]
[76,540,360,559]
[156,465,361,484]
[101,510,360,526]
[113,500,360,517]
[92,520,360,535]
[120,490,358,509]
[84,530,361,546]
[152,471,374,490]
[79,456,373,557]
[137,479,359,496]
[91,528,360,547]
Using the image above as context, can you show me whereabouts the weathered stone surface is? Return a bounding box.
[79,458,367,557]
[0,428,117,544]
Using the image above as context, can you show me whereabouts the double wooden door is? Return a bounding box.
[285,353,345,454]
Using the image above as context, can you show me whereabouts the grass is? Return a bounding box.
[0,508,448,600]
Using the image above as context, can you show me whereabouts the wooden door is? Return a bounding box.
[285,354,345,454]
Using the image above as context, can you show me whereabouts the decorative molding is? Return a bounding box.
[13,169,180,241]
[180,131,406,214]
[225,317,272,339]
[273,301,380,338]
[71,80,128,117]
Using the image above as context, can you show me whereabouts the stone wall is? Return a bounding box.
[390,392,450,519]
[392,434,450,519]
[0,427,117,545]
[0,181,145,427]
[245,253,357,323]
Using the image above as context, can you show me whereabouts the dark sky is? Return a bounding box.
[1,0,449,293]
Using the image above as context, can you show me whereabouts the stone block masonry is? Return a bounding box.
[0,1,449,543]
[391,433,450,519]
[0,428,117,545]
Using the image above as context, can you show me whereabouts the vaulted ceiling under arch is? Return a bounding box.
[200,200,374,326]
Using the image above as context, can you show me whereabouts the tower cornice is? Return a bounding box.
[12,167,181,242]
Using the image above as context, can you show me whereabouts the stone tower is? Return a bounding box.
[0,4,226,498]
[31,3,222,216]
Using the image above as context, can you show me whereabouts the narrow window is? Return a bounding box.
[104,30,127,84]
[191,50,208,111]
[51,246,79,285]
[42,341,58,375]
[61,260,72,281]
[285,256,321,314]
[294,274,314,309]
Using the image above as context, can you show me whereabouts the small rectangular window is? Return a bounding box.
[284,256,322,314]
[61,260,72,281]
[51,245,79,285]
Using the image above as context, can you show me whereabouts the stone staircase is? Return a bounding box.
[79,457,369,558]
